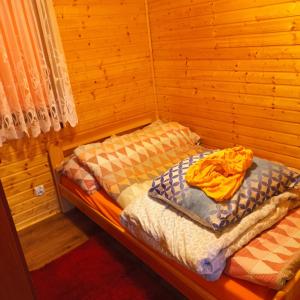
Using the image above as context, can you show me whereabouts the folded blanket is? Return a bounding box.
[225,207,300,290]
[121,182,300,281]
[185,146,253,201]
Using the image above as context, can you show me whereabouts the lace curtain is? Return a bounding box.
[0,0,78,146]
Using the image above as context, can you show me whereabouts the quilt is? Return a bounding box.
[121,181,300,281]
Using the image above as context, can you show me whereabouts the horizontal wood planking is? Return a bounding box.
[156,69,300,87]
[13,200,60,231]
[149,0,294,12]
[0,0,155,230]
[153,32,300,50]
[155,59,300,74]
[158,95,300,130]
[150,2,300,24]
[168,112,300,167]
[149,0,300,168]
[156,77,300,101]
[157,87,300,111]
[11,189,57,219]
[153,45,300,60]
[161,102,300,158]
[152,16,300,40]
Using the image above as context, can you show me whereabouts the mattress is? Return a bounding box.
[60,175,277,300]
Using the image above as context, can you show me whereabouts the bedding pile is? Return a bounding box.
[120,180,300,282]
[62,120,300,290]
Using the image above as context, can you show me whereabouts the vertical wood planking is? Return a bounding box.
[0,0,155,230]
[148,0,300,168]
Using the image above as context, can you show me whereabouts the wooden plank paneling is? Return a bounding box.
[149,0,300,168]
[2,0,300,230]
[0,0,155,230]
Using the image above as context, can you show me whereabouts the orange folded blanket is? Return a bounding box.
[185,146,253,202]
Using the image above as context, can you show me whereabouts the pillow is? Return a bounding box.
[148,151,300,231]
[74,121,201,200]
[62,155,100,194]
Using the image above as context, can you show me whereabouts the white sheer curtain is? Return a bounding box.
[0,0,77,146]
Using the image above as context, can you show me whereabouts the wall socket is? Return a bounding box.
[34,185,45,196]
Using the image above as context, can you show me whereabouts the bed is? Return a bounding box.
[48,116,300,300]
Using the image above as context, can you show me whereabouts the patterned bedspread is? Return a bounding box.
[225,207,300,290]
[121,181,300,282]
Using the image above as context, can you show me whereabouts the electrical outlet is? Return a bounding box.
[34,185,45,196]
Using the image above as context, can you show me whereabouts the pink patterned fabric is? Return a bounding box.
[62,155,100,194]
[225,207,300,290]
[74,121,201,199]
[0,0,77,146]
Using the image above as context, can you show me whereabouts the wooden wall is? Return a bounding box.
[0,0,155,230]
[2,0,300,230]
[148,0,300,168]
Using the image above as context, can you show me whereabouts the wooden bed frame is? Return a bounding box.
[48,116,300,300]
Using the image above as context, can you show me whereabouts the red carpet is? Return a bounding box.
[31,230,184,300]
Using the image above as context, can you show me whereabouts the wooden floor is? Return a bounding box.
[18,209,97,271]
